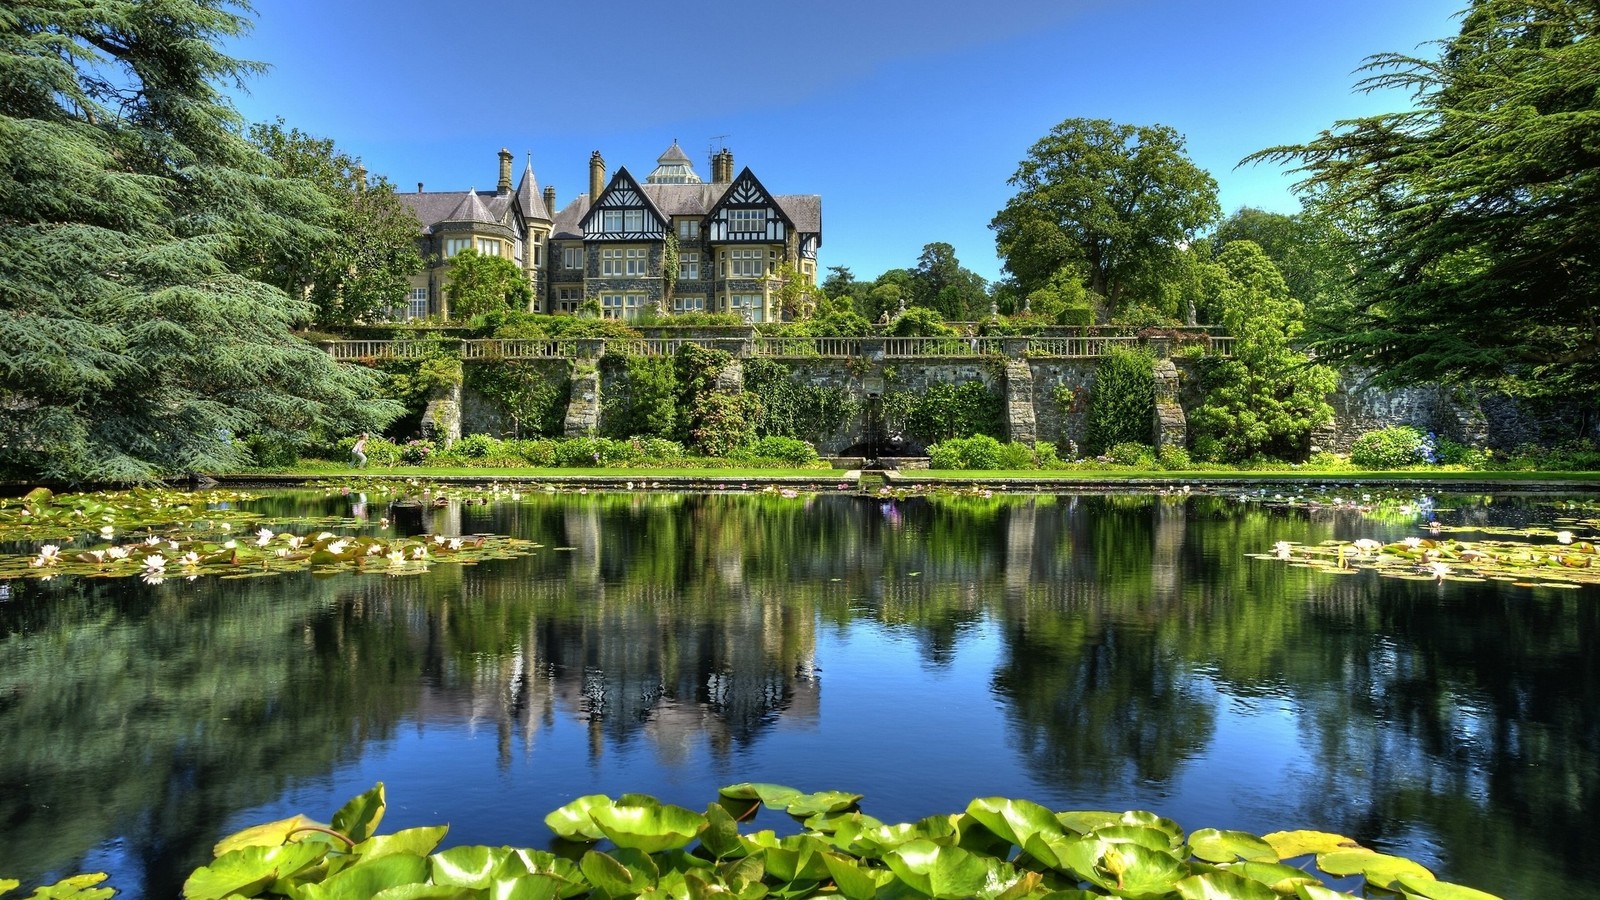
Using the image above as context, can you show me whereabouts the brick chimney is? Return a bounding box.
[589,151,606,201]
[544,185,556,215]
[497,148,513,194]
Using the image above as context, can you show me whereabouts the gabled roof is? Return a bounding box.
[580,167,669,232]
[706,167,794,230]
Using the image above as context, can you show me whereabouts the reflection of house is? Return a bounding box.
[396,143,822,322]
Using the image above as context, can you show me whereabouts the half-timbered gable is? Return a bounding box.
[705,168,793,244]
[581,168,667,243]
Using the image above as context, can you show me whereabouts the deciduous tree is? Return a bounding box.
[443,248,533,320]
[991,118,1220,322]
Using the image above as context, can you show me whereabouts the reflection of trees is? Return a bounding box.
[990,497,1217,787]
[0,574,422,898]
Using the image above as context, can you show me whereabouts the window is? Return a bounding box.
[729,293,765,322]
[601,293,646,320]
[625,247,649,276]
[673,295,704,313]
[601,249,623,276]
[679,251,699,281]
[730,248,765,277]
[444,237,471,257]
[476,237,501,257]
[408,287,428,320]
[677,219,700,240]
[563,247,583,269]
[602,210,623,233]
[557,288,582,313]
[729,209,765,233]
[624,209,645,232]
[533,241,542,266]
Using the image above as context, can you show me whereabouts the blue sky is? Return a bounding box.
[223,0,1463,285]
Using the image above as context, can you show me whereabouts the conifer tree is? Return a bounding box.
[0,0,400,481]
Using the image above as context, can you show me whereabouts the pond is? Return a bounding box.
[1,486,1596,899]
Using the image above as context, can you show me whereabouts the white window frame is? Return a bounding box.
[563,247,583,269]
[624,209,645,232]
[476,237,500,257]
[729,209,765,233]
[677,219,700,240]
[679,251,699,280]
[673,295,704,313]
[407,287,428,320]
[625,247,649,276]
[602,210,623,233]
[601,248,624,276]
[730,248,765,277]
[444,237,471,258]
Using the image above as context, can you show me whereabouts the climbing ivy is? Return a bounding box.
[884,380,1004,445]
[600,353,678,439]
[743,358,861,441]
[462,359,568,438]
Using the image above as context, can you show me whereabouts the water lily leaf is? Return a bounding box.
[431,845,514,888]
[718,855,768,897]
[1116,811,1184,841]
[332,784,387,845]
[369,884,476,900]
[212,814,325,856]
[1056,811,1122,835]
[352,826,449,862]
[1188,829,1276,863]
[21,874,114,900]
[801,810,884,836]
[1394,873,1504,900]
[579,850,644,896]
[884,839,1003,900]
[184,842,327,900]
[1294,885,1362,900]
[589,800,706,852]
[719,783,804,810]
[1316,848,1432,888]
[544,795,612,841]
[1223,861,1320,893]
[751,834,831,883]
[1053,837,1186,898]
[0,877,18,894]
[1262,831,1356,859]
[296,853,430,900]
[1096,824,1179,853]
[782,790,862,818]
[820,851,896,900]
[965,797,1066,849]
[700,802,748,859]
[1175,871,1278,900]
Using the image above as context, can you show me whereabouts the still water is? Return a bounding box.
[1,488,1596,899]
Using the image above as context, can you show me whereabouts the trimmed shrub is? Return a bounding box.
[1350,426,1426,469]
[1085,347,1155,454]
[734,436,820,465]
[1107,442,1156,467]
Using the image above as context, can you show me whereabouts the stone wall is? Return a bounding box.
[445,354,1595,455]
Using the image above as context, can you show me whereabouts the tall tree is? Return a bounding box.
[908,242,989,320]
[1189,242,1337,462]
[1250,0,1600,398]
[248,119,422,327]
[0,0,400,482]
[991,118,1220,321]
[443,248,532,319]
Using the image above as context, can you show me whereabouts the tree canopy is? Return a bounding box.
[443,247,533,319]
[1251,0,1600,399]
[907,242,989,320]
[0,0,400,482]
[991,118,1220,322]
[248,119,422,327]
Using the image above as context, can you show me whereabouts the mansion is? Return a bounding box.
[395,143,822,322]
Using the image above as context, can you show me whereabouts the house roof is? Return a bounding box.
[516,158,550,221]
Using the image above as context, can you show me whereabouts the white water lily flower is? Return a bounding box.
[276,548,291,558]
[222,540,237,550]
[106,546,129,560]
[316,532,335,542]
[219,522,231,532]
[287,535,304,549]
[410,546,428,560]
[87,549,106,563]
[143,554,167,571]
[145,536,163,546]
[447,538,462,551]
[327,539,350,555]
[386,549,407,567]
[366,544,383,556]
[30,544,61,567]
[180,552,201,567]
[1403,536,1422,549]
[256,528,274,546]
[100,525,115,538]
[432,535,447,545]
[1353,538,1382,554]
[1273,541,1292,559]
[141,572,165,585]
[1557,530,1574,544]
[1427,561,1452,580]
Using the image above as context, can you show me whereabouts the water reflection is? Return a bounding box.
[0,490,1596,899]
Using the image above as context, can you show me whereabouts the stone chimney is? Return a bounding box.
[589,151,605,201]
[713,149,734,183]
[544,185,556,215]
[497,148,513,194]
[354,164,366,191]
[417,182,424,193]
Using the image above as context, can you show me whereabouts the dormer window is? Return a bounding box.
[729,209,765,233]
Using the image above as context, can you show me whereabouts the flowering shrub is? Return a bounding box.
[399,439,434,465]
